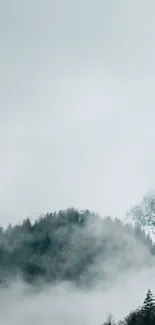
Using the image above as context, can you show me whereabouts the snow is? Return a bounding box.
[123,214,155,243]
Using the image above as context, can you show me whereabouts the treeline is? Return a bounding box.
[0,208,154,285]
[103,289,155,325]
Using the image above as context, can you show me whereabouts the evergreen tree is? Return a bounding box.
[142,289,155,313]
[123,309,142,325]
[141,289,155,325]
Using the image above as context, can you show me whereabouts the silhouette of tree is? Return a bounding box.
[123,308,142,325]
[102,314,116,325]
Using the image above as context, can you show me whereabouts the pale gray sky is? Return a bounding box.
[0,0,155,225]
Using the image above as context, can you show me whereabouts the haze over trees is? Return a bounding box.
[0,207,153,286]
[0,195,155,324]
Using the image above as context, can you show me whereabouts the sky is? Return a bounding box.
[0,0,155,226]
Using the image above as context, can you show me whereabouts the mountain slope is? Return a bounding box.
[0,207,153,286]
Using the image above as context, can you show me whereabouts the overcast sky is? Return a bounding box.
[0,1,155,226]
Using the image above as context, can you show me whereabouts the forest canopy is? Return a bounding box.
[0,207,153,286]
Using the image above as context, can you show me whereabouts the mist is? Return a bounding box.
[0,249,155,324]
[0,211,154,324]
[0,0,155,324]
[0,0,155,225]
[0,272,154,325]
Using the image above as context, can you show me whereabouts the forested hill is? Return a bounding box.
[0,208,154,286]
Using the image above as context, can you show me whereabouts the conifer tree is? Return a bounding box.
[142,289,155,312]
[123,308,142,325]
[141,289,155,324]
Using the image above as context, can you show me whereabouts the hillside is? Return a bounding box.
[0,206,154,286]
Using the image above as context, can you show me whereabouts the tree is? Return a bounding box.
[142,289,155,312]
[123,309,142,325]
[141,289,155,325]
[102,314,116,325]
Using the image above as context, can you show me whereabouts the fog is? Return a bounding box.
[0,213,155,324]
[1,259,155,324]
[0,0,155,323]
[0,0,155,225]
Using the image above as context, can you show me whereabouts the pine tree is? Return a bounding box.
[142,289,155,312]
[123,308,142,325]
[141,289,155,324]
